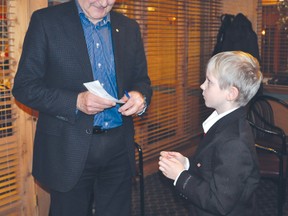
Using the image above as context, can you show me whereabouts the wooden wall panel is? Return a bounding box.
[14,1,48,216]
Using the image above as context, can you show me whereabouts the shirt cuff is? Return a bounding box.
[184,157,190,170]
[173,169,185,186]
[137,96,147,116]
[173,157,190,186]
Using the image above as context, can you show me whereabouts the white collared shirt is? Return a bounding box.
[202,107,239,134]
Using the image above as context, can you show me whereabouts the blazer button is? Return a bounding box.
[86,129,92,135]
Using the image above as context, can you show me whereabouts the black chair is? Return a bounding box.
[247,95,288,216]
[135,142,145,216]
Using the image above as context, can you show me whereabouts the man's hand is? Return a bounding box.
[77,91,116,115]
[118,91,146,116]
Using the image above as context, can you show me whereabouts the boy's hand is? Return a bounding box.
[161,151,186,164]
[159,151,185,180]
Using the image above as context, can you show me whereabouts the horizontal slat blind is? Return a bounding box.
[0,0,20,215]
[261,0,288,79]
[114,0,221,161]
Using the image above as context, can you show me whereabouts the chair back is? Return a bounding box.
[247,94,288,216]
[247,95,287,154]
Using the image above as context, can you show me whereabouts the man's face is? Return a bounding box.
[78,0,116,24]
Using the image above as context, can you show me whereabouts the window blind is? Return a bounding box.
[114,0,222,161]
[0,0,20,215]
[261,0,288,81]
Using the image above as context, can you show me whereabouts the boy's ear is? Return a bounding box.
[227,86,239,101]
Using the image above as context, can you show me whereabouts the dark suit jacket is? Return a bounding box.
[176,107,260,216]
[12,1,152,192]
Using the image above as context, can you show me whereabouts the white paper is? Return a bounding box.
[83,80,124,104]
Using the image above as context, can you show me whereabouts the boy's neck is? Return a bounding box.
[215,103,239,115]
[217,106,240,114]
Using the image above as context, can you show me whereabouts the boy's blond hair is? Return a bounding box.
[207,51,263,106]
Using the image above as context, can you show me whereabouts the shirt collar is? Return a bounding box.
[202,107,239,133]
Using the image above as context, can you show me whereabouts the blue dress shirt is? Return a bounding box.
[77,3,122,129]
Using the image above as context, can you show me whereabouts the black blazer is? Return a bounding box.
[176,107,260,216]
[12,1,152,192]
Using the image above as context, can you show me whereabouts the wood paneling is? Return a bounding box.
[14,1,48,215]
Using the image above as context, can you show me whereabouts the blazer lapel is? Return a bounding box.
[60,2,94,81]
[195,126,218,157]
[110,12,125,95]
[195,107,246,156]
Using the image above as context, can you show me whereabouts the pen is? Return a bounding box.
[124,90,131,99]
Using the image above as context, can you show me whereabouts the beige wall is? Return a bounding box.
[221,0,259,31]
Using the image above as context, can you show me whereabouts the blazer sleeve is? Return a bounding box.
[130,23,152,105]
[12,11,79,124]
[175,137,258,215]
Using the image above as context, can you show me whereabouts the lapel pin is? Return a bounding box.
[197,163,201,168]
[116,28,119,32]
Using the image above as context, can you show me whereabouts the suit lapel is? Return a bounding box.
[195,107,246,157]
[195,126,218,157]
[59,9,128,90]
[110,12,125,95]
[60,2,94,81]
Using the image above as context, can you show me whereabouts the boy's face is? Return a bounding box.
[200,70,230,114]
